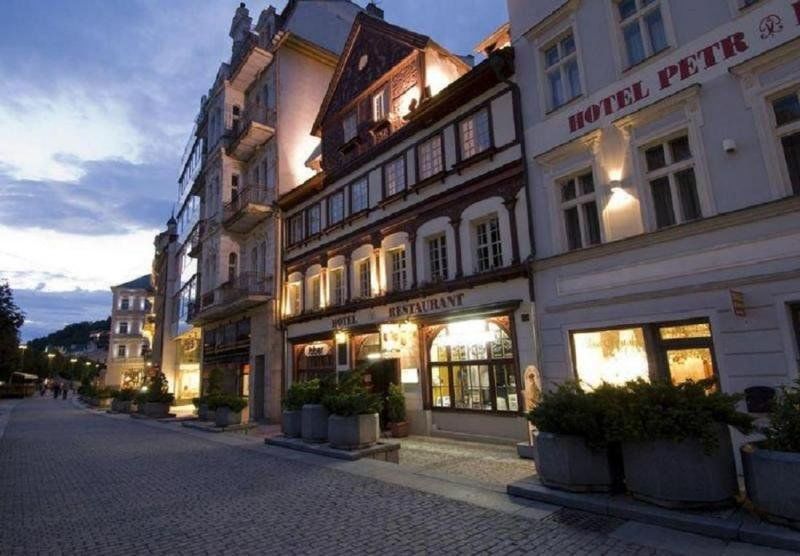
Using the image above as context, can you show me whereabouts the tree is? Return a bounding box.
[0,281,25,382]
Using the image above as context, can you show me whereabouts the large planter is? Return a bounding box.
[622,426,737,509]
[534,432,615,493]
[197,403,209,421]
[214,407,242,428]
[282,410,302,438]
[742,443,800,528]
[144,402,170,419]
[96,397,112,409]
[328,413,379,450]
[301,404,329,442]
[111,399,131,413]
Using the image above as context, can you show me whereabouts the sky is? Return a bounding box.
[0,0,508,341]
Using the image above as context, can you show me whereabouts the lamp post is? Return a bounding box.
[47,352,56,378]
[18,344,27,373]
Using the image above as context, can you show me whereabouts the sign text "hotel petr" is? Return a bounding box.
[568,1,800,133]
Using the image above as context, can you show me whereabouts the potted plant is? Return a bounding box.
[200,368,223,422]
[111,388,136,413]
[323,372,383,450]
[301,377,330,443]
[142,372,175,418]
[94,386,115,409]
[208,393,248,427]
[742,379,800,528]
[282,379,319,438]
[134,391,148,414]
[619,378,753,509]
[527,382,624,492]
[385,383,409,438]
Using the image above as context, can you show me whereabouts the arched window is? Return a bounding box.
[429,318,518,412]
[228,252,238,283]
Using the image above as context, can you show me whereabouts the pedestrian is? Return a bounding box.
[62,383,68,400]
[53,382,60,399]
[39,383,46,397]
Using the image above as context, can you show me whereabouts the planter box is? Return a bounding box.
[742,443,800,528]
[389,421,409,438]
[328,413,379,450]
[197,403,209,421]
[95,397,112,409]
[282,410,302,438]
[534,432,615,493]
[301,404,329,442]
[622,426,737,509]
[144,402,170,419]
[214,407,242,428]
[111,399,131,413]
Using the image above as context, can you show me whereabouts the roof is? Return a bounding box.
[282,0,362,56]
[112,274,152,292]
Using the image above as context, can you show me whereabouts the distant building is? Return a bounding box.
[104,275,154,389]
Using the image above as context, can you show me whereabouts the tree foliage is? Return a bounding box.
[0,282,25,381]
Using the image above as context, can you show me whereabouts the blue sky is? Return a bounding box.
[0,0,508,341]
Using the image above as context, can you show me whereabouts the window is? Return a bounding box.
[427,234,448,282]
[343,112,357,142]
[231,173,240,202]
[384,157,406,197]
[543,33,581,110]
[739,0,761,8]
[460,109,492,159]
[642,134,702,228]
[771,91,800,195]
[120,297,130,311]
[117,344,127,358]
[475,217,503,272]
[389,248,407,291]
[350,178,369,213]
[227,252,238,283]
[571,320,716,389]
[357,258,371,298]
[329,268,345,306]
[417,135,443,180]
[328,190,345,226]
[372,88,387,121]
[617,0,669,67]
[306,204,321,236]
[288,214,304,245]
[559,171,601,250]
[119,322,129,335]
[309,275,321,310]
[429,319,517,412]
[287,283,301,315]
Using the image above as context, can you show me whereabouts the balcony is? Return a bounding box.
[187,220,205,258]
[191,273,274,325]
[227,104,276,161]
[229,34,273,92]
[223,183,272,235]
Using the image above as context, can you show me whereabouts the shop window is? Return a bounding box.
[543,32,581,110]
[350,177,369,213]
[306,204,321,236]
[474,217,503,272]
[418,135,443,180]
[309,275,321,310]
[771,90,800,195]
[357,258,371,298]
[342,111,357,142]
[570,320,716,389]
[642,134,702,229]
[459,108,491,160]
[616,0,669,68]
[329,268,345,306]
[296,341,335,381]
[354,333,381,365]
[389,248,407,291]
[427,234,448,282]
[559,171,601,250]
[428,319,517,412]
[384,156,406,197]
[328,190,345,226]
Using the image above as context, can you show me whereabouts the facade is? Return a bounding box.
[186,1,361,423]
[105,275,154,389]
[279,12,537,441]
[508,0,800,405]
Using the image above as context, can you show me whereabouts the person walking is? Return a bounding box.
[62,382,68,400]
[52,382,60,399]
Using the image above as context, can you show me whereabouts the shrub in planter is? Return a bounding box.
[93,387,115,408]
[300,378,330,443]
[618,378,753,509]
[742,379,800,527]
[111,388,136,413]
[134,391,147,414]
[324,374,383,450]
[385,383,409,438]
[142,372,175,418]
[527,382,625,492]
[208,393,247,427]
[282,379,319,438]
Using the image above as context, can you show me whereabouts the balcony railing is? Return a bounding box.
[229,34,273,92]
[187,220,205,258]
[223,183,272,234]
[192,273,274,324]
[228,105,276,161]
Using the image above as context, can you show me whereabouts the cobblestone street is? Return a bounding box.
[0,397,675,555]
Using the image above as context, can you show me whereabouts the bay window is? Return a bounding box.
[642,134,702,229]
[771,90,800,195]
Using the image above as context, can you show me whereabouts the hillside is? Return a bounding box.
[28,317,110,352]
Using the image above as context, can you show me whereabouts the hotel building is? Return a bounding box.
[105,275,154,389]
[508,0,800,401]
[279,12,537,440]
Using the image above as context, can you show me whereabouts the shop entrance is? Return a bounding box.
[363,358,400,427]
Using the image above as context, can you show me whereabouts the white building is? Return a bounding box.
[105,275,153,389]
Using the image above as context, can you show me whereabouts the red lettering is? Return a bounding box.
[568,111,584,132]
[601,96,615,117]
[679,55,699,80]
[658,64,679,89]
[615,87,633,110]
[720,32,748,60]
[696,43,719,70]
[794,1,800,25]
[584,104,601,123]
[632,81,650,101]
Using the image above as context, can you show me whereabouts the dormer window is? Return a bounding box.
[343,112,357,142]
[372,89,387,122]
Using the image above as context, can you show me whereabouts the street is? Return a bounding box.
[0,397,668,555]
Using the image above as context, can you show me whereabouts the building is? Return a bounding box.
[508,0,800,403]
[105,275,154,389]
[186,1,361,422]
[279,11,537,441]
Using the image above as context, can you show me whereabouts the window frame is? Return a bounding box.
[342,111,358,143]
[768,87,800,196]
[329,267,345,306]
[372,87,388,122]
[327,189,346,228]
[557,169,603,251]
[382,155,407,199]
[542,31,583,111]
[609,0,674,73]
[356,257,372,299]
[287,213,304,246]
[287,282,302,316]
[473,216,503,273]
[308,274,321,311]
[416,133,445,182]
[457,106,494,162]
[117,344,127,358]
[349,176,370,215]
[388,247,408,292]
[305,203,322,238]
[427,233,449,283]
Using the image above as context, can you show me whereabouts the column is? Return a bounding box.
[449,217,463,278]
[503,195,520,265]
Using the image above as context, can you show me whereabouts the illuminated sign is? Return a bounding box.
[331,314,357,329]
[388,293,465,318]
[303,343,330,357]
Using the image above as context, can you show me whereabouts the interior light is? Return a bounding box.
[367,352,382,360]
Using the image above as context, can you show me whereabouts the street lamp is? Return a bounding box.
[47,352,56,379]
[18,344,27,372]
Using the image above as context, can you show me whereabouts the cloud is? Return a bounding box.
[12,288,111,341]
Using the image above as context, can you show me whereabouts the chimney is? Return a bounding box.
[365,2,384,20]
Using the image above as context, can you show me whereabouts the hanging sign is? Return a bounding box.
[304,343,330,357]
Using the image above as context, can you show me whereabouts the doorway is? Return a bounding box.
[364,358,400,428]
[253,355,265,421]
